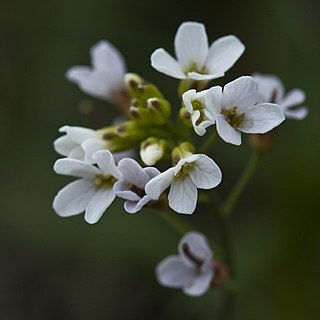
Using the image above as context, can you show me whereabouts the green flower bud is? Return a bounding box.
[146,97,171,125]
[171,142,195,165]
[179,106,192,127]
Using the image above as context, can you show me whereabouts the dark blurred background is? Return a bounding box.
[1,0,319,319]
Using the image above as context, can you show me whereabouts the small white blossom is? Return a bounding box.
[253,73,308,120]
[182,89,215,136]
[66,40,126,101]
[54,125,106,163]
[145,154,222,214]
[156,231,214,296]
[206,76,285,145]
[113,158,160,213]
[53,150,122,224]
[151,21,244,81]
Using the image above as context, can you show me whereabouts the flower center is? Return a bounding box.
[176,162,193,178]
[191,100,207,126]
[94,174,117,189]
[127,183,146,198]
[221,106,245,128]
[184,62,207,75]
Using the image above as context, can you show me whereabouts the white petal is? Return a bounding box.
[53,179,96,217]
[221,76,257,110]
[205,86,223,116]
[187,72,224,81]
[183,269,213,296]
[54,135,76,157]
[92,150,122,179]
[178,231,213,262]
[81,138,105,164]
[174,22,208,70]
[189,154,222,189]
[156,256,195,288]
[143,167,161,180]
[145,168,175,200]
[206,35,245,75]
[252,73,284,103]
[140,144,163,166]
[174,154,199,176]
[280,89,305,110]
[54,158,100,178]
[90,40,126,77]
[68,146,85,161]
[182,89,197,113]
[151,49,186,79]
[283,107,308,120]
[168,176,197,214]
[239,103,285,133]
[118,158,149,189]
[60,126,97,144]
[113,180,141,202]
[84,188,115,224]
[215,114,242,145]
[124,195,152,214]
[65,66,91,84]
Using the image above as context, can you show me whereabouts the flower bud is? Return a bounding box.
[179,106,192,127]
[140,137,167,165]
[171,142,195,165]
[146,97,171,125]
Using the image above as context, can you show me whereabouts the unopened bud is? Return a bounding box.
[146,97,171,125]
[140,137,167,165]
[171,142,195,165]
[179,106,192,127]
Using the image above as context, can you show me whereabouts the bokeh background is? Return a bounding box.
[1,0,319,319]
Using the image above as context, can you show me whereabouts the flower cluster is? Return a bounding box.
[53,21,307,296]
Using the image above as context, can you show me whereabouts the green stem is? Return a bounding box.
[222,151,262,217]
[199,132,218,153]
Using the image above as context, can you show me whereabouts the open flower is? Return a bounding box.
[66,40,126,102]
[54,125,106,163]
[113,158,160,213]
[206,76,285,145]
[182,89,215,136]
[156,231,214,296]
[53,150,122,224]
[145,154,222,214]
[253,73,308,120]
[151,21,244,81]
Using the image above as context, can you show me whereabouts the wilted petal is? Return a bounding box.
[156,256,195,288]
[53,179,95,217]
[84,188,116,224]
[92,150,122,179]
[145,167,175,200]
[168,176,197,214]
[174,22,208,70]
[215,114,242,145]
[151,49,186,79]
[54,158,100,178]
[189,154,222,189]
[206,35,245,76]
[221,76,257,110]
[239,103,285,134]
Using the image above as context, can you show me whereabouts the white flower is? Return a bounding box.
[253,73,308,120]
[151,21,244,81]
[66,40,126,101]
[145,154,222,214]
[182,89,215,136]
[54,125,106,163]
[156,231,214,297]
[206,76,285,145]
[113,158,160,213]
[53,150,122,224]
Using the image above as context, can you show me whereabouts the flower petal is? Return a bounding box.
[205,86,223,116]
[84,188,115,224]
[221,76,257,110]
[59,126,97,144]
[280,89,305,109]
[206,35,244,76]
[143,167,161,180]
[124,195,152,214]
[54,135,76,157]
[187,72,225,81]
[92,150,122,179]
[239,103,285,134]
[178,231,213,262]
[182,89,197,113]
[54,158,100,178]
[117,158,149,189]
[81,138,105,164]
[183,269,213,296]
[145,167,175,200]
[189,154,222,189]
[283,106,308,120]
[113,180,141,202]
[156,256,195,288]
[174,22,208,70]
[151,48,186,79]
[168,176,197,214]
[215,114,242,145]
[53,179,95,217]
[65,66,91,85]
[174,154,199,176]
